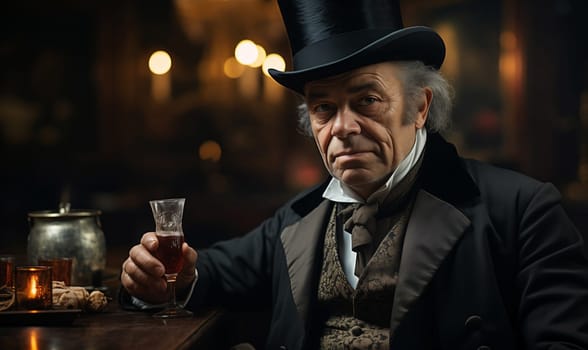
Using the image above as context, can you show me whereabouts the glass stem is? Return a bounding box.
[168,281,177,308]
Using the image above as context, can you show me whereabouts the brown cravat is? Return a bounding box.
[340,202,379,277]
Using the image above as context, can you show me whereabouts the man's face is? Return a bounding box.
[304,62,430,199]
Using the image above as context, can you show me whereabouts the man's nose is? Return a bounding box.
[331,107,360,138]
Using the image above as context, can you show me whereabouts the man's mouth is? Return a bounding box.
[332,150,370,162]
[335,150,364,157]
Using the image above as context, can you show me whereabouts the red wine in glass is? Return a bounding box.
[155,233,184,277]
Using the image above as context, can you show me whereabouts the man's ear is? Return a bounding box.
[415,87,433,129]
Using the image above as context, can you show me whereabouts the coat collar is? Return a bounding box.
[390,190,471,331]
[417,132,479,206]
[280,199,332,324]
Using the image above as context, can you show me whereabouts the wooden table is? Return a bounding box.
[0,296,228,350]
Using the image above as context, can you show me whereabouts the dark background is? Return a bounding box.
[1,0,587,269]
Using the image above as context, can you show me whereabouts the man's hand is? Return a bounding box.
[121,232,198,304]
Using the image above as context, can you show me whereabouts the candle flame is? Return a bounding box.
[28,275,39,298]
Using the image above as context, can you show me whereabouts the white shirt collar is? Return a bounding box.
[322,128,427,204]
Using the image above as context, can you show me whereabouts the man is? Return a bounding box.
[120,0,588,348]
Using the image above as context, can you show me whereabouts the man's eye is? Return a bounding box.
[358,96,378,106]
[313,104,333,113]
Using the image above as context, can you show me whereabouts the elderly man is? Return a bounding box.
[120,0,588,349]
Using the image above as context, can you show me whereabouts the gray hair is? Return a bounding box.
[296,61,454,137]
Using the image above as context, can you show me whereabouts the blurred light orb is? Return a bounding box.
[235,40,258,65]
[262,54,286,76]
[249,45,267,68]
[223,57,245,79]
[149,50,172,75]
[199,140,222,162]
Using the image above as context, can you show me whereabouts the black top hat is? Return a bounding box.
[269,0,445,94]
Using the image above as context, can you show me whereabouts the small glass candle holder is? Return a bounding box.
[38,257,73,286]
[0,255,16,311]
[15,266,52,310]
[0,255,15,289]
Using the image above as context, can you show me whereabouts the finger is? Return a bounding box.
[121,257,167,301]
[123,255,164,288]
[129,244,165,278]
[121,271,167,304]
[140,232,159,253]
[175,243,198,293]
[182,243,197,274]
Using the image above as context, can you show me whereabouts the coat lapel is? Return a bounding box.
[280,199,331,324]
[390,190,471,331]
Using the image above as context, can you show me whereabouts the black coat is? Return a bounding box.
[190,133,588,349]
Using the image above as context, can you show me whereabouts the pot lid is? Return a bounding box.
[28,202,101,218]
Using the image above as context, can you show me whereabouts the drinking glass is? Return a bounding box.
[38,257,73,285]
[149,198,193,318]
[0,255,15,311]
[0,255,15,289]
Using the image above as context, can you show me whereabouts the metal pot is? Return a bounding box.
[27,203,106,287]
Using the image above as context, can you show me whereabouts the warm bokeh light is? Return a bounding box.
[223,57,245,78]
[500,31,517,50]
[262,54,286,76]
[199,140,222,162]
[499,30,521,86]
[434,22,458,81]
[234,40,258,65]
[249,45,267,68]
[148,50,172,75]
